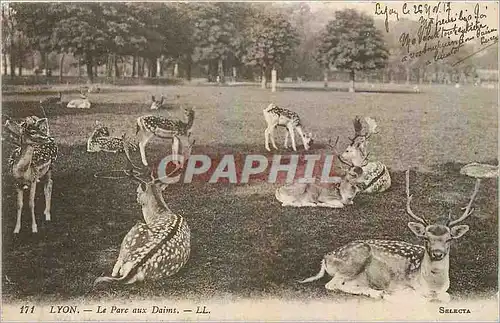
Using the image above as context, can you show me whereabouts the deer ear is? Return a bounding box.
[450,224,469,239]
[408,222,426,237]
[151,95,155,102]
[160,95,165,104]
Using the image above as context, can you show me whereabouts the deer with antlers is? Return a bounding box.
[87,121,137,153]
[3,116,58,234]
[263,103,314,152]
[94,138,194,285]
[298,170,480,303]
[334,116,391,193]
[136,107,195,166]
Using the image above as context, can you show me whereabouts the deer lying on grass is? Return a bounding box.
[334,116,391,193]
[263,103,313,152]
[298,170,479,303]
[87,121,137,153]
[67,88,91,109]
[275,152,367,208]
[94,139,194,285]
[150,95,165,110]
[3,116,58,233]
[136,107,195,166]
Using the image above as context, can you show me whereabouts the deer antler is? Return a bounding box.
[353,116,363,136]
[405,170,428,225]
[448,178,481,226]
[328,136,354,168]
[122,137,148,183]
[364,117,378,139]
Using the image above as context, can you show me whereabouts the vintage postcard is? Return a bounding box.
[1,1,498,321]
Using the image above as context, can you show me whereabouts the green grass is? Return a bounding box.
[1,83,498,303]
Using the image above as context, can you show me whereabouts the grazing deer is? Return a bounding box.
[136,107,195,166]
[94,139,194,285]
[87,121,137,153]
[298,170,479,303]
[335,116,391,193]
[275,165,365,208]
[67,88,91,109]
[5,117,58,233]
[263,103,313,152]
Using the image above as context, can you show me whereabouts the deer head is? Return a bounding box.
[405,170,479,261]
[150,95,165,110]
[3,116,50,145]
[91,120,111,138]
[328,136,369,168]
[346,116,378,158]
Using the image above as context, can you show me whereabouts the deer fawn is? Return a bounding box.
[87,121,137,153]
[298,170,479,303]
[263,103,313,152]
[4,116,58,233]
[335,116,391,193]
[67,88,91,109]
[275,165,365,208]
[136,107,195,166]
[94,139,194,285]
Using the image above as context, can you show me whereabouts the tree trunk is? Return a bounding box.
[132,55,136,77]
[59,53,65,83]
[173,62,179,78]
[17,60,22,76]
[9,53,15,78]
[323,68,328,88]
[349,70,355,92]
[217,58,224,84]
[186,54,192,81]
[140,57,146,78]
[86,54,94,83]
[3,52,7,76]
[114,55,120,78]
[261,66,267,89]
[405,67,411,84]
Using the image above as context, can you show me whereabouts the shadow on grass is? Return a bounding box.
[1,141,498,302]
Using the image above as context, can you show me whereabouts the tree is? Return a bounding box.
[316,9,389,92]
[242,11,299,88]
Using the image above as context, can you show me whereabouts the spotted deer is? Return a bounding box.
[298,170,479,303]
[275,153,366,208]
[93,139,194,285]
[263,103,313,152]
[87,121,137,153]
[4,116,58,233]
[336,116,391,193]
[136,107,195,166]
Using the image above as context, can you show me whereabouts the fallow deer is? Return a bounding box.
[4,117,58,233]
[136,107,195,166]
[67,88,91,109]
[93,139,194,285]
[335,116,391,193]
[263,103,313,152]
[87,121,137,153]
[298,170,479,303]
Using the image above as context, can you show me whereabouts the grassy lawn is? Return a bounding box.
[1,83,498,303]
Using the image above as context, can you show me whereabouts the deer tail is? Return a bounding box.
[297,258,327,284]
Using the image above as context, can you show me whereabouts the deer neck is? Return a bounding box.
[141,186,174,225]
[418,252,450,293]
[184,113,194,131]
[12,144,35,180]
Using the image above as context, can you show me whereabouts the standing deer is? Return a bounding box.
[263,103,313,152]
[298,170,479,303]
[94,139,194,285]
[136,107,195,166]
[87,121,137,153]
[4,117,58,233]
[334,116,391,193]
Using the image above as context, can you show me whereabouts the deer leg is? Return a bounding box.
[43,171,53,221]
[172,136,180,165]
[284,131,289,148]
[29,181,38,233]
[138,133,154,166]
[14,188,24,234]
[286,125,297,151]
[295,126,309,151]
[264,127,271,151]
[269,126,278,150]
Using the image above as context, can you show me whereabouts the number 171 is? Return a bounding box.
[20,306,35,314]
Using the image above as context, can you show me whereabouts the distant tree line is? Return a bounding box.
[2,3,495,89]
